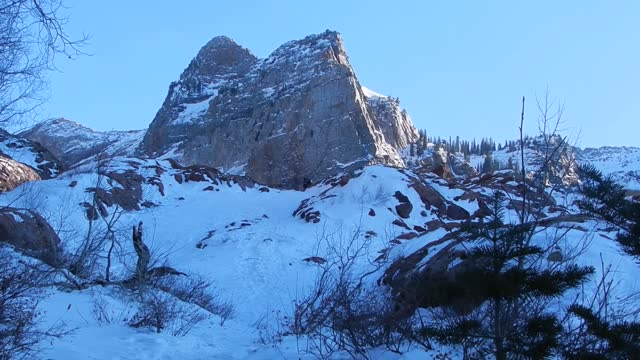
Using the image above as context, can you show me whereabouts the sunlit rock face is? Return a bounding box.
[140,31,418,189]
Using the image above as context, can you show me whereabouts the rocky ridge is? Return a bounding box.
[20,118,144,170]
[0,128,62,179]
[576,146,640,190]
[0,128,62,191]
[404,135,640,191]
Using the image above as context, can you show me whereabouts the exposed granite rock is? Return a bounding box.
[449,153,477,177]
[396,232,418,240]
[0,155,40,192]
[77,157,257,220]
[407,176,447,216]
[419,146,451,178]
[85,169,146,215]
[303,256,327,264]
[0,207,61,264]
[446,203,470,220]
[362,88,418,149]
[140,31,418,189]
[511,135,579,187]
[394,191,413,218]
[141,36,258,158]
[393,191,410,204]
[395,202,413,219]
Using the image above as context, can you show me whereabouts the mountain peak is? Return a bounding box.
[302,29,342,45]
[267,30,348,67]
[187,35,257,78]
[141,31,418,189]
[203,35,237,47]
[196,35,250,59]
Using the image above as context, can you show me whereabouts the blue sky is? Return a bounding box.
[43,1,639,147]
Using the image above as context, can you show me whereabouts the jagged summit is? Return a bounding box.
[140,30,419,189]
[267,30,348,66]
[200,35,240,51]
[188,36,257,79]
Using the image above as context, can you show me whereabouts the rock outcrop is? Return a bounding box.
[409,145,478,179]
[0,155,41,192]
[362,87,418,149]
[140,31,418,189]
[0,207,61,264]
[521,135,579,186]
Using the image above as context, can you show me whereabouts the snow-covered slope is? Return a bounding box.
[1,156,637,359]
[0,128,62,179]
[0,161,435,358]
[576,146,640,190]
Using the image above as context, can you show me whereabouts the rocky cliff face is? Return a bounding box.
[362,87,418,149]
[140,31,418,189]
[20,118,144,169]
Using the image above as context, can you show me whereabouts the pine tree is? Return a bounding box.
[419,192,594,359]
[416,131,425,156]
[482,154,496,173]
[576,164,640,259]
[562,305,640,359]
[561,164,640,359]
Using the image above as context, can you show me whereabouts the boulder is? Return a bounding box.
[0,207,61,264]
[393,191,410,203]
[395,202,413,219]
[446,203,470,220]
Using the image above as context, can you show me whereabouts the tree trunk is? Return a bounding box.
[494,298,507,360]
[132,221,149,283]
